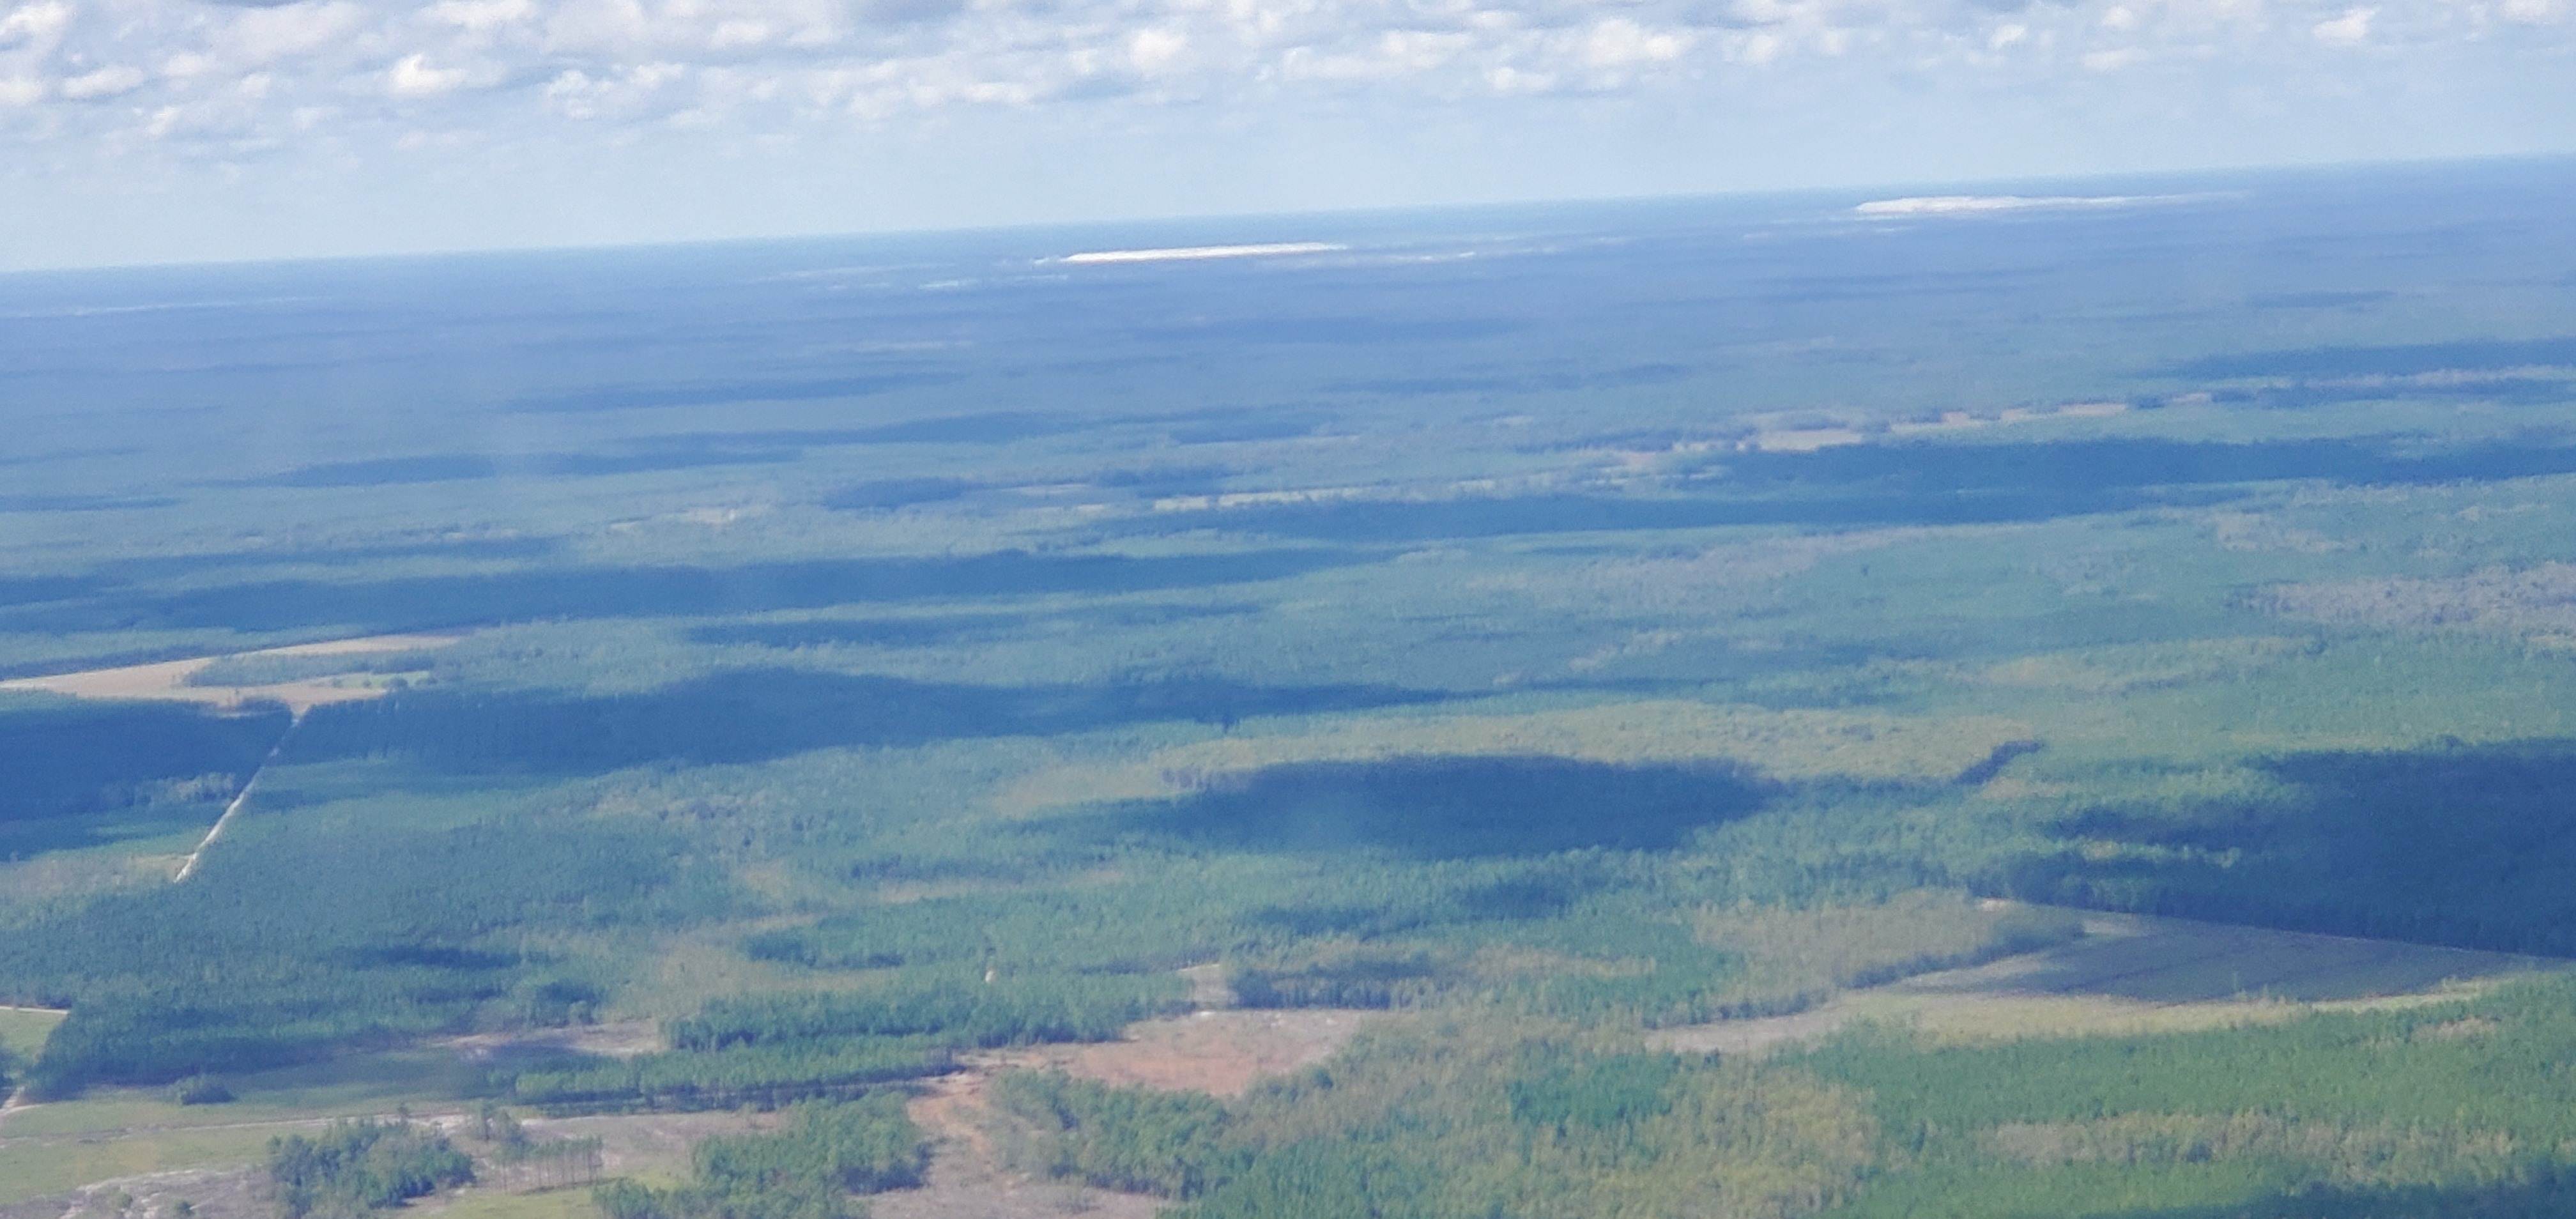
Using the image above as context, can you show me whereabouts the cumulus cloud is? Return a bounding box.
[2312,6,2375,43]
[0,0,2569,194]
[387,52,471,95]
[57,62,140,97]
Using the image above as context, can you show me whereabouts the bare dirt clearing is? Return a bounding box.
[1650,908,2564,1055]
[1034,1009,1367,1096]
[0,633,462,714]
[513,1110,769,1181]
[440,1021,664,1062]
[0,1165,268,1219]
[877,1009,1374,1219]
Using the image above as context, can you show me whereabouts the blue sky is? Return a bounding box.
[3,0,2571,268]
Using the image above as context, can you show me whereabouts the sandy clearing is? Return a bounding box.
[1648,908,2566,1057]
[0,633,462,714]
[1,1164,269,1219]
[879,1008,1373,1219]
[440,1021,665,1062]
[1034,1009,1367,1097]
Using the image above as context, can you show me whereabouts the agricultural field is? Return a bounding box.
[5,157,2576,1217]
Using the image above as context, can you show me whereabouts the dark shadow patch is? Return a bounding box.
[1086,756,1774,859]
[256,456,504,487]
[0,700,289,855]
[2246,290,2396,309]
[251,445,802,487]
[1135,317,1521,346]
[1094,464,1236,493]
[824,477,975,510]
[1956,739,2044,786]
[693,613,1030,649]
[0,495,181,513]
[2161,337,2576,380]
[0,576,100,607]
[1123,435,2576,542]
[1169,414,1329,444]
[290,669,1442,774]
[2004,738,2576,956]
[689,602,1258,651]
[508,372,958,413]
[1330,364,1689,396]
[834,411,1088,445]
[0,548,1355,636]
[2089,1168,2576,1219]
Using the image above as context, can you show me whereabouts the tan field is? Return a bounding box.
[880,1007,1374,1219]
[0,633,463,714]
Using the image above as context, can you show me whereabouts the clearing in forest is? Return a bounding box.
[877,1009,1373,1219]
[0,634,463,714]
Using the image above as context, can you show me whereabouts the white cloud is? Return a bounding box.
[1583,19,1690,68]
[0,1,68,49]
[388,52,471,96]
[4,0,2575,268]
[57,63,141,98]
[429,0,535,33]
[226,2,369,66]
[2313,6,2376,43]
[1129,27,1187,72]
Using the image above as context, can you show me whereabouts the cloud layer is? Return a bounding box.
[2,0,2572,264]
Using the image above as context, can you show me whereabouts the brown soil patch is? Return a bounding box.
[1031,1009,1368,1097]
[1,633,462,714]
[876,1010,1372,1219]
[518,1111,774,1180]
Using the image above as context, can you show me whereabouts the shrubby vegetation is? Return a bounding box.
[591,1096,924,1219]
[992,1027,1880,1218]
[1798,972,2576,1216]
[268,1121,475,1218]
[2,802,730,1096]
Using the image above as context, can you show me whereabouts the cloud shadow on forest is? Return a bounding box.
[289,668,1443,774]
[2003,738,2576,957]
[2090,1170,2576,1219]
[1066,756,1775,859]
[0,548,1357,638]
[689,601,1257,650]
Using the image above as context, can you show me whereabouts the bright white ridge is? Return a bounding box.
[1058,243,1346,264]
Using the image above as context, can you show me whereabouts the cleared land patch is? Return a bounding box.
[0,1007,65,1066]
[0,634,463,714]
[880,1009,1372,1219]
[1650,908,2565,1056]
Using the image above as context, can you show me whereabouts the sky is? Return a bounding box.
[3,0,2572,268]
